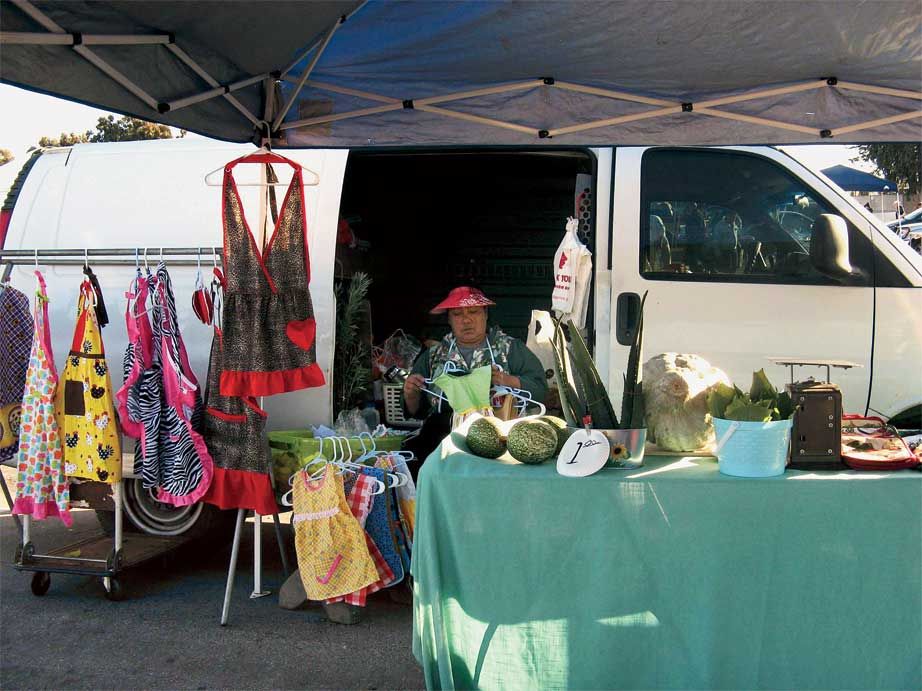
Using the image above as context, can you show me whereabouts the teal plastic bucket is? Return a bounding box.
[712,418,793,477]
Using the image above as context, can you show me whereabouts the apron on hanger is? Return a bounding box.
[217,151,324,397]
[57,280,121,483]
[12,271,71,526]
[121,264,213,505]
[293,464,378,601]
[0,282,32,463]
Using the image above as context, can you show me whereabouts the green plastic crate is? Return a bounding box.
[268,430,403,490]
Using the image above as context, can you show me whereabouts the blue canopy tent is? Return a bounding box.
[1,1,920,147]
[821,164,899,193]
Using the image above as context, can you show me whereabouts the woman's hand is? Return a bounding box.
[491,366,520,389]
[403,373,426,415]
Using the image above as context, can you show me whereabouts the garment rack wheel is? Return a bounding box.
[30,571,51,597]
[103,575,124,601]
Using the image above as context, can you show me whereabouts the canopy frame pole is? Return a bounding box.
[414,80,543,106]
[548,106,686,137]
[553,81,677,107]
[694,108,819,134]
[695,80,829,108]
[416,105,543,136]
[163,44,261,125]
[272,15,345,132]
[293,79,402,103]
[10,0,160,110]
[0,32,171,45]
[836,82,922,101]
[279,103,403,131]
[830,110,922,137]
[159,75,265,117]
[279,0,370,77]
[279,79,544,132]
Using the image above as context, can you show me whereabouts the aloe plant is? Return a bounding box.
[564,319,618,429]
[549,291,648,430]
[550,318,585,427]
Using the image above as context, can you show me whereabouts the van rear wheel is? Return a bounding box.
[96,478,227,538]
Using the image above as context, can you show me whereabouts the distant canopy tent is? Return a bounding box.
[1,0,921,147]
[821,165,899,193]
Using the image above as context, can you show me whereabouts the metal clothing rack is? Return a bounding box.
[0,247,224,267]
[3,245,290,605]
[14,480,132,600]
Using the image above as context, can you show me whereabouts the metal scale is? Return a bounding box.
[768,357,863,470]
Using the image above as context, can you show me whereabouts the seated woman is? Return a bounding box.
[402,286,547,469]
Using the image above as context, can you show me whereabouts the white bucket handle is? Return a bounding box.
[714,421,742,455]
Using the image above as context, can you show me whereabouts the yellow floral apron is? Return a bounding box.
[56,281,121,483]
[294,463,378,601]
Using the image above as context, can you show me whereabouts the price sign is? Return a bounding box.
[556,429,610,477]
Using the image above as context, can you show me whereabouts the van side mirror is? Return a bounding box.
[810,214,852,280]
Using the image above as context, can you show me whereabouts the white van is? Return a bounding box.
[3,139,920,533]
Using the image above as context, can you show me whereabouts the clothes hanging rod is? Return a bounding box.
[1,247,222,257]
[0,247,223,267]
[2,259,213,267]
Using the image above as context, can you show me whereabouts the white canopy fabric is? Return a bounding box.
[2,0,920,146]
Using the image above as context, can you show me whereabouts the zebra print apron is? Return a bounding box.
[119,265,213,505]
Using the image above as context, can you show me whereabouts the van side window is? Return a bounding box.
[639,150,871,285]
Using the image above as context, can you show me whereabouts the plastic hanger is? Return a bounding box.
[492,384,547,417]
[355,433,380,463]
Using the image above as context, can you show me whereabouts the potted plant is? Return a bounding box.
[550,292,648,468]
[705,369,796,477]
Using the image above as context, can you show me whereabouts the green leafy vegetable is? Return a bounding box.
[706,381,737,419]
[707,369,794,421]
[724,399,773,422]
[749,368,778,404]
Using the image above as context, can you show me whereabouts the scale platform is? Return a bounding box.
[767,357,863,384]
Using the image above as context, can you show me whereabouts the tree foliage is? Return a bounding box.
[0,149,13,167]
[37,115,177,148]
[854,143,921,197]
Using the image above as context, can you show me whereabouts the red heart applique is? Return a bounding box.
[285,317,317,352]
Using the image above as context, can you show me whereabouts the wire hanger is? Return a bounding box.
[203,124,320,188]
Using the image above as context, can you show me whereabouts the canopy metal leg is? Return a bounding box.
[250,512,270,599]
[220,508,246,626]
[272,512,291,578]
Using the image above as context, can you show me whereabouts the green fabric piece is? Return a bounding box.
[408,331,548,418]
[432,365,493,415]
[411,432,922,690]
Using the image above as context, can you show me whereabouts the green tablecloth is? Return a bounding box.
[411,432,922,690]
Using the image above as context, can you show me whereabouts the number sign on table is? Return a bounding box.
[557,429,610,477]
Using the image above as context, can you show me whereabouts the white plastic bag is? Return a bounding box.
[551,217,593,328]
[526,309,557,389]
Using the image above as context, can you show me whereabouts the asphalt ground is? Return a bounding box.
[0,467,425,690]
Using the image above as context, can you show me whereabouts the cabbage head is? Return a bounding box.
[643,353,731,452]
